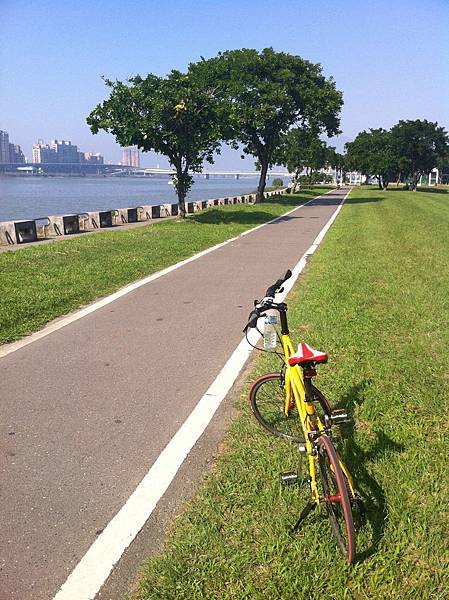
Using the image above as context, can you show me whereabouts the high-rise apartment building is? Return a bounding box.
[82,152,104,164]
[9,144,25,163]
[33,139,79,163]
[32,138,104,167]
[0,130,10,163]
[50,140,80,163]
[122,146,140,167]
[33,140,57,163]
[0,130,25,163]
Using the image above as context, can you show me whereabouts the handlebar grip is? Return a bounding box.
[265,269,292,298]
[244,309,260,332]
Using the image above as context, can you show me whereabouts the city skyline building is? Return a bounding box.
[0,130,10,163]
[122,146,140,168]
[0,130,25,163]
[50,139,79,163]
[32,138,103,165]
[33,140,57,163]
[82,151,104,165]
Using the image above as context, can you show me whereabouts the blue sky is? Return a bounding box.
[1,0,448,168]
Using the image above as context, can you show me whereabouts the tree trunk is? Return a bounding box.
[292,169,301,193]
[174,167,186,218]
[412,172,418,191]
[255,161,269,204]
[178,191,186,218]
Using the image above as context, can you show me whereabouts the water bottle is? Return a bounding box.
[263,315,277,349]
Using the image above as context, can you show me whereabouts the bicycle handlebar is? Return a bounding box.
[243,269,292,331]
[264,269,292,299]
[246,309,260,330]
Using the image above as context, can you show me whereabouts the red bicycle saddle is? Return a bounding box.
[288,342,328,366]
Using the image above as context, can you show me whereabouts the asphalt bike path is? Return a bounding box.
[0,188,349,599]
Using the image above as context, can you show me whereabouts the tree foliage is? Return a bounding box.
[190,48,343,202]
[87,71,222,216]
[390,119,449,190]
[345,120,449,190]
[345,128,400,188]
[275,128,332,189]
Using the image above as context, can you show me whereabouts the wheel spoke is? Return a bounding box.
[249,373,304,442]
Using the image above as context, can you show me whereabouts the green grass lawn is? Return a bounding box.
[132,186,449,599]
[0,189,329,345]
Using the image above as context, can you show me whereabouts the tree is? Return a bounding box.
[326,148,347,185]
[87,71,222,217]
[390,119,449,190]
[190,48,343,202]
[345,129,399,189]
[275,128,331,189]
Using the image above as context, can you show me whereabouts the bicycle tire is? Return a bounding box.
[249,373,304,442]
[317,435,356,563]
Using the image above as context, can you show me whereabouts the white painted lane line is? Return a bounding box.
[52,188,351,600]
[0,188,335,360]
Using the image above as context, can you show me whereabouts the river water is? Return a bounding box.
[0,175,264,222]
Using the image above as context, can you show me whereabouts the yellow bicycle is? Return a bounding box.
[244,269,365,563]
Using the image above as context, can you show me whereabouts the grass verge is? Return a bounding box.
[0,189,330,345]
[132,186,449,599]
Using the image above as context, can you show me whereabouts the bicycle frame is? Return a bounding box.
[279,331,356,504]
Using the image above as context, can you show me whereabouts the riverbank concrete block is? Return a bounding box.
[116,208,135,224]
[99,210,119,228]
[187,201,202,214]
[80,212,101,230]
[44,215,81,237]
[160,204,172,218]
[0,221,19,245]
[137,205,152,220]
[0,220,39,245]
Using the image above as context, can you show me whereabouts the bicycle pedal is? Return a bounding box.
[330,410,351,425]
[280,471,299,486]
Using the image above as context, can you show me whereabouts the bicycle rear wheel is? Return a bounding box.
[317,435,356,563]
[249,373,304,442]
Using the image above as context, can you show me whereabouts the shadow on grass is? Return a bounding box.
[191,209,280,226]
[335,382,405,561]
[416,186,449,194]
[375,186,449,195]
[190,188,357,226]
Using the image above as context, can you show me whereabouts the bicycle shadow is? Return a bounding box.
[333,381,405,561]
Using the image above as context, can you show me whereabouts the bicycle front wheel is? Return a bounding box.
[249,373,304,442]
[317,435,356,563]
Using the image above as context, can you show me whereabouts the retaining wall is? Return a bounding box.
[0,190,286,246]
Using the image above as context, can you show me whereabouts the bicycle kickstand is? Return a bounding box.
[289,501,317,536]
